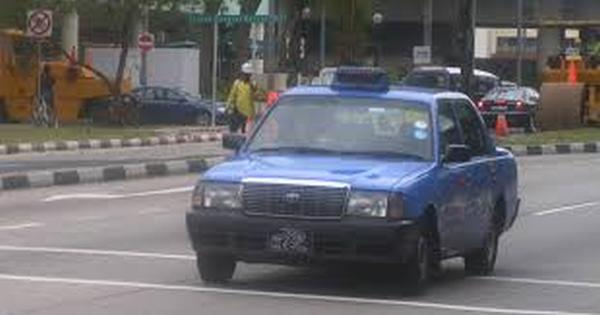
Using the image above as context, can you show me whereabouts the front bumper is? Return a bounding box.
[186,210,420,265]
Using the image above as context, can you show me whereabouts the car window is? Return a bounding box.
[437,100,462,156]
[248,96,434,161]
[404,72,449,89]
[165,89,185,102]
[454,100,487,156]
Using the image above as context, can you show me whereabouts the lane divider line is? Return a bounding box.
[533,202,600,216]
[0,245,195,261]
[42,186,194,202]
[475,276,600,289]
[0,273,592,315]
[0,223,44,231]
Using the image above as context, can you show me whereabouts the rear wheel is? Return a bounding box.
[196,112,212,126]
[464,214,500,276]
[196,253,236,284]
[0,100,6,123]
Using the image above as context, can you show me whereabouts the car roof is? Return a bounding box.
[413,66,499,79]
[282,85,470,106]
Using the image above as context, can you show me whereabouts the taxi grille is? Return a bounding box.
[242,182,348,219]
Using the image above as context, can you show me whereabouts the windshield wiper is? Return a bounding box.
[249,146,341,155]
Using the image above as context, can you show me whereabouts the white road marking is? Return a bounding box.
[534,202,600,216]
[43,186,194,202]
[476,276,600,289]
[0,245,194,260]
[0,223,44,231]
[0,274,592,315]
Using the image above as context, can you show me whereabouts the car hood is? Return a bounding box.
[203,154,434,190]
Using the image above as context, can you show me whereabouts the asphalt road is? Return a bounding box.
[0,154,600,314]
[0,142,228,175]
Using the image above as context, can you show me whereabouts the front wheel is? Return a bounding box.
[403,234,431,295]
[464,223,499,276]
[196,253,236,284]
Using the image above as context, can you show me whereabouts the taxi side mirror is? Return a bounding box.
[444,144,472,163]
[222,133,246,151]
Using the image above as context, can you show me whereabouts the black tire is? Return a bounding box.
[195,112,212,126]
[196,253,236,284]
[403,233,431,295]
[0,101,6,123]
[464,216,499,276]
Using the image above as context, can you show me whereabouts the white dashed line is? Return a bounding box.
[0,223,44,231]
[476,276,600,289]
[0,245,194,260]
[0,273,592,315]
[43,186,193,202]
[534,202,600,216]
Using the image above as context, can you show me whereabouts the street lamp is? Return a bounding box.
[373,12,384,66]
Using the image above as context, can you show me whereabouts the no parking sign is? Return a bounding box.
[26,10,53,38]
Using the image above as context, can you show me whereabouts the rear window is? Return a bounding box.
[404,72,450,89]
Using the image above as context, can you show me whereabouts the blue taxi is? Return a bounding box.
[186,67,519,292]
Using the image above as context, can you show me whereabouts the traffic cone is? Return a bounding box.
[568,60,578,85]
[495,114,510,138]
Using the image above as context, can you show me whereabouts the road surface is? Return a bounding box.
[0,154,599,314]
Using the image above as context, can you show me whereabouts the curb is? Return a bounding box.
[0,157,224,191]
[503,142,600,156]
[0,133,223,156]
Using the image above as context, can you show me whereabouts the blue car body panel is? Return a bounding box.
[196,84,519,258]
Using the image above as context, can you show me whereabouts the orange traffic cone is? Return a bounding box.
[495,114,510,138]
[568,60,578,85]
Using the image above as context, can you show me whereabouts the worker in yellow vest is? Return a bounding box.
[226,63,257,133]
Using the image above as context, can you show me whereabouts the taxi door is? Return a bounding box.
[453,100,494,251]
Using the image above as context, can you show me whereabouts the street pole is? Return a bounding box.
[320,2,326,69]
[423,0,433,47]
[516,0,524,87]
[36,41,44,126]
[140,4,149,86]
[211,18,219,127]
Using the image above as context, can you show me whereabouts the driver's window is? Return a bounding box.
[437,100,462,156]
[454,100,488,156]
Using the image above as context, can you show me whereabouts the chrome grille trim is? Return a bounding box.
[241,178,349,219]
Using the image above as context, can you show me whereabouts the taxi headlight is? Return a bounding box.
[346,191,389,218]
[192,182,242,210]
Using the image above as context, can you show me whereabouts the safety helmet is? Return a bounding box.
[241,62,254,74]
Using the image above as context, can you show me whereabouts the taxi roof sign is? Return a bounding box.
[332,67,389,92]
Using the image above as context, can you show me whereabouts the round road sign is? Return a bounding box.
[138,32,155,53]
[27,10,53,38]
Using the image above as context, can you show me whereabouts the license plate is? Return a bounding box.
[268,228,311,255]
[491,106,506,112]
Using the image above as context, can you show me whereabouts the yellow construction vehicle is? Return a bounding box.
[0,28,131,124]
[539,56,600,130]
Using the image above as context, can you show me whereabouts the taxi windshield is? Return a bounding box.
[247,96,433,161]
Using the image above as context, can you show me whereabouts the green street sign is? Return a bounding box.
[187,14,285,25]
